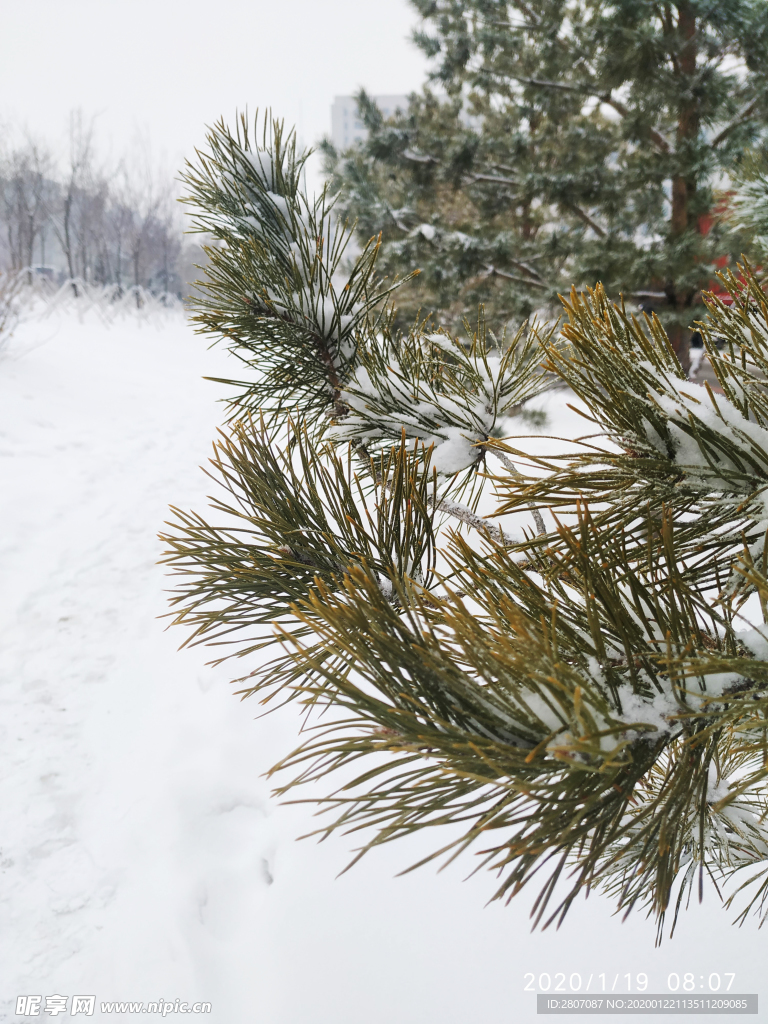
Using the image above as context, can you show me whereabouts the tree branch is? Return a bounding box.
[562,202,607,238]
[243,298,348,416]
[469,172,518,187]
[601,94,672,154]
[490,449,547,536]
[353,440,527,545]
[711,99,760,148]
[434,495,520,544]
[484,264,548,289]
[402,148,438,165]
[506,75,672,154]
[508,258,545,283]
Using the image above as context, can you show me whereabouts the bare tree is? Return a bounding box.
[0,140,54,281]
[51,112,95,293]
[0,113,188,300]
[105,191,133,293]
[119,139,170,304]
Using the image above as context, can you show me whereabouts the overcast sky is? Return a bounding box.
[1,0,429,184]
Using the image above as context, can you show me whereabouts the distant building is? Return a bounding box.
[331,95,409,150]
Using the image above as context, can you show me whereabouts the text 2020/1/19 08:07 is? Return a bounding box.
[524,973,737,993]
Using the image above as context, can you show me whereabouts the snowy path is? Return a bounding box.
[0,312,763,1023]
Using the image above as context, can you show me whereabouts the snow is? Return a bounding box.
[707,766,732,805]
[615,682,680,736]
[2,308,767,1022]
[524,692,566,732]
[266,191,291,221]
[244,150,277,191]
[639,365,768,490]
[412,223,436,240]
[429,426,478,474]
[738,626,768,660]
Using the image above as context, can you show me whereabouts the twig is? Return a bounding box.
[434,494,520,545]
[491,449,548,536]
[353,439,524,545]
[469,173,519,187]
[484,265,548,290]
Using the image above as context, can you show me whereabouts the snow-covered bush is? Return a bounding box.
[6,274,183,330]
[162,115,768,940]
[31,277,183,323]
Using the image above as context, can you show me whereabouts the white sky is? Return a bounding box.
[1,0,429,185]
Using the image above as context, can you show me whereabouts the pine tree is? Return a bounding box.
[732,151,768,268]
[165,113,768,940]
[323,0,768,368]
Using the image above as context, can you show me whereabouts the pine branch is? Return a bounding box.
[711,99,760,148]
[563,201,607,238]
[505,75,673,153]
[168,111,768,934]
[181,112,408,424]
[334,315,555,485]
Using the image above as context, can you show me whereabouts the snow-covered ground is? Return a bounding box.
[1,309,764,1023]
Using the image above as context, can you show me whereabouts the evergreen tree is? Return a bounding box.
[166,114,768,939]
[323,0,768,368]
[732,150,768,268]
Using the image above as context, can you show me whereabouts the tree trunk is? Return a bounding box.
[63,189,78,296]
[25,212,35,285]
[666,322,690,374]
[133,243,142,307]
[668,1,699,375]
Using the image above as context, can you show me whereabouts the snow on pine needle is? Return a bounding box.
[333,317,554,476]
